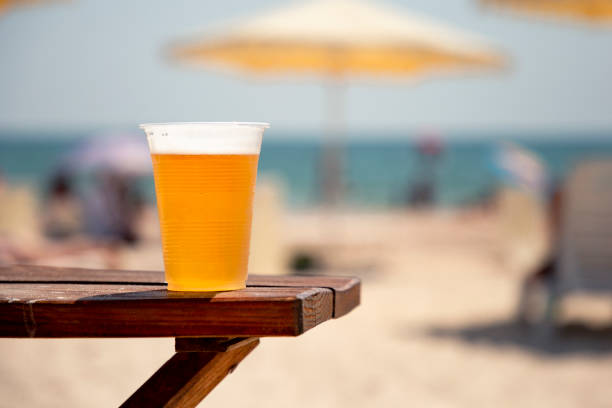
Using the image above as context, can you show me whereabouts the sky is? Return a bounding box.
[1,0,612,138]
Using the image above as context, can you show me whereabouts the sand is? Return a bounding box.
[1,210,612,407]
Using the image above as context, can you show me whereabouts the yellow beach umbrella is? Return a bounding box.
[170,0,506,205]
[0,0,64,16]
[481,0,612,23]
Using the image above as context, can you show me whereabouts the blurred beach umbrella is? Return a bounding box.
[481,0,612,23]
[63,133,152,176]
[0,0,65,16]
[170,0,505,205]
[491,142,548,195]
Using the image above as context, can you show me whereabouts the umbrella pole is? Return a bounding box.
[318,77,346,247]
[321,77,346,207]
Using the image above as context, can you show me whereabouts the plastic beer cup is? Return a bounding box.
[140,122,268,291]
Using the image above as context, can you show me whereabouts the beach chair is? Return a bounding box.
[517,159,612,333]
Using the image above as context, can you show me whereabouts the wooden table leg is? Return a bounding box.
[120,337,259,408]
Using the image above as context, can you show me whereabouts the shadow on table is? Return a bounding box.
[79,289,215,300]
[419,319,612,356]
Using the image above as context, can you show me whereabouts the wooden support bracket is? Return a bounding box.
[120,337,259,408]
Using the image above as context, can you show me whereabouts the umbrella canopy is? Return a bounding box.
[0,0,64,16]
[171,0,505,77]
[63,133,152,176]
[169,0,506,205]
[481,0,612,23]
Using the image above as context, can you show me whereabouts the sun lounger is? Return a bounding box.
[516,159,612,334]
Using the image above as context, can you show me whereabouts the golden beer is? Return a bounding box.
[151,154,259,291]
[142,122,267,291]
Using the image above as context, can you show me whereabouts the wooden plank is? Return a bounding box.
[0,284,333,338]
[248,275,361,318]
[0,265,164,284]
[0,283,306,302]
[121,338,259,408]
[0,265,361,318]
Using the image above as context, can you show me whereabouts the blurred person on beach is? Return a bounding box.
[515,177,566,323]
[0,168,102,266]
[83,170,145,244]
[407,133,444,208]
[82,170,145,268]
[43,170,82,241]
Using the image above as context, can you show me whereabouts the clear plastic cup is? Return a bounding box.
[140,122,269,291]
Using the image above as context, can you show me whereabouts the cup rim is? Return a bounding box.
[139,121,270,129]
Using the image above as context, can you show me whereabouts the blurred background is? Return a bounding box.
[2,0,612,406]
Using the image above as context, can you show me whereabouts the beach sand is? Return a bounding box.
[1,210,612,407]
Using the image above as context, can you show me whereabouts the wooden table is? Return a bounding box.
[0,265,360,407]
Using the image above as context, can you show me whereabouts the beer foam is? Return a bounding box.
[140,122,268,154]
